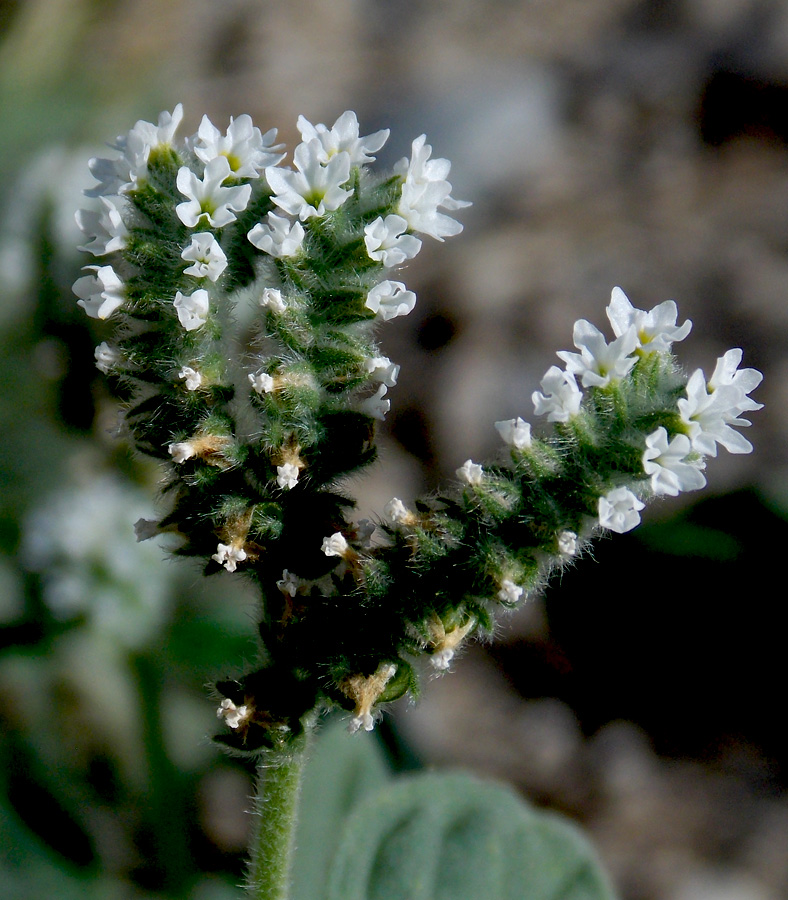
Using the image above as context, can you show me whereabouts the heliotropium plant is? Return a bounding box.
[74,105,762,900]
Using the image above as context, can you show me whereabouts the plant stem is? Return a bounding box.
[248,735,308,900]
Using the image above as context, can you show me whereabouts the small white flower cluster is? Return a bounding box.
[531,287,692,423]
[504,288,761,536]
[75,107,467,432]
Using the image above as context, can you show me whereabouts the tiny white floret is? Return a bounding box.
[169,442,196,464]
[72,265,125,320]
[495,417,532,450]
[606,286,692,353]
[178,366,202,391]
[383,497,412,524]
[497,579,524,604]
[217,698,249,729]
[532,366,583,422]
[277,463,300,490]
[249,372,275,394]
[456,459,483,485]
[181,233,228,282]
[358,384,390,420]
[173,289,210,331]
[364,214,422,267]
[557,530,578,556]
[364,281,417,320]
[94,342,119,374]
[260,287,287,314]
[176,156,252,228]
[248,212,305,258]
[643,427,706,496]
[212,542,247,572]
[321,532,349,557]
[364,356,400,387]
[598,487,645,534]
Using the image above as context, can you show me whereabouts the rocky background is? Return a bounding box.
[1,2,786,898]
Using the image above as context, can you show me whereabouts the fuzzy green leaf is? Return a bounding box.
[291,716,393,900]
[326,771,616,900]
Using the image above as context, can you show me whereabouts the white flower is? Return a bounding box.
[217,698,249,729]
[557,530,578,556]
[86,104,184,196]
[72,265,125,319]
[364,215,422,267]
[297,111,389,166]
[557,319,638,388]
[383,497,412,524]
[494,417,532,450]
[181,233,228,282]
[169,441,196,463]
[456,459,483,485]
[358,384,390,420]
[321,532,349,557]
[643,427,706,496]
[259,287,287,314]
[76,197,128,255]
[606,286,691,353]
[192,114,285,177]
[394,134,470,240]
[212,542,247,572]
[94,341,119,374]
[277,463,299,490]
[173,289,210,331]
[364,280,417,320]
[708,348,763,404]
[277,569,301,597]
[497,579,523,604]
[176,156,252,228]
[678,369,756,456]
[598,487,645,533]
[178,366,202,390]
[249,372,275,394]
[364,356,400,386]
[265,141,352,220]
[248,212,305,258]
[532,366,583,422]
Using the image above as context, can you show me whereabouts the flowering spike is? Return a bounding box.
[76,106,760,754]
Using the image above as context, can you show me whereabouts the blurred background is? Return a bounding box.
[0,1,786,898]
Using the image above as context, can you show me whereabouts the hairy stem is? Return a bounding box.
[248,735,309,900]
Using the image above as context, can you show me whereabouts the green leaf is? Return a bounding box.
[326,771,616,900]
[292,716,393,900]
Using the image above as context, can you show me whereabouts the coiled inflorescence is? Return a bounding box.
[75,107,761,752]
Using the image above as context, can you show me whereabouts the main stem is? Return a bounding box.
[248,735,308,900]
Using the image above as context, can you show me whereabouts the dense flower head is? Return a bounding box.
[75,106,767,747]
